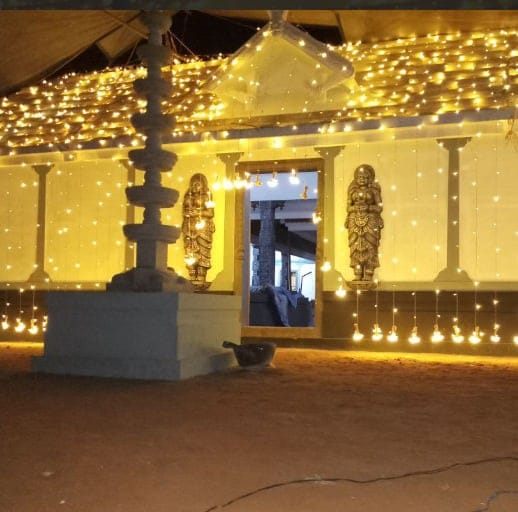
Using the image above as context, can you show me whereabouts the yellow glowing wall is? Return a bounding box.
[45,160,127,283]
[0,131,515,292]
[0,166,38,281]
[334,138,450,284]
[459,134,518,281]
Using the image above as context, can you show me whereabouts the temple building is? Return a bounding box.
[0,12,517,348]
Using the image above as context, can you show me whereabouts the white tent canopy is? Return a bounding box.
[0,10,146,95]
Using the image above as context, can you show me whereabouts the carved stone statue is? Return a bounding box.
[346,164,383,288]
[182,173,215,290]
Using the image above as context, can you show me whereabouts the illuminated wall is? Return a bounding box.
[0,131,515,293]
[459,134,518,281]
[45,160,127,283]
[334,138,450,285]
[0,166,38,281]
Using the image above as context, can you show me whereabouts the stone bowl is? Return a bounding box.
[222,341,277,369]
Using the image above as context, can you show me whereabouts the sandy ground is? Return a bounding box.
[1,343,518,512]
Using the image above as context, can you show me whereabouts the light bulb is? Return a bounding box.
[451,325,464,344]
[371,323,383,342]
[212,181,222,191]
[205,199,216,208]
[469,326,483,345]
[233,178,246,190]
[300,185,309,200]
[335,285,347,298]
[289,169,300,185]
[266,172,279,188]
[28,318,39,335]
[513,335,518,346]
[320,261,331,272]
[352,323,364,342]
[490,324,500,343]
[254,175,263,187]
[408,326,421,345]
[312,211,322,224]
[14,318,26,333]
[223,178,234,190]
[195,219,206,230]
[42,315,48,332]
[184,254,197,266]
[1,315,9,330]
[387,326,398,343]
[431,324,445,343]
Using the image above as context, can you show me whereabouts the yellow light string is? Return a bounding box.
[491,139,500,343]
[431,289,444,343]
[28,286,38,335]
[371,282,383,341]
[452,293,464,344]
[469,148,483,345]
[387,285,398,343]
[409,142,420,345]
[14,288,26,333]
[1,289,9,331]
[352,289,363,342]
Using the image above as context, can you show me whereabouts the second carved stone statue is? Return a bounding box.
[345,164,383,288]
[182,173,215,290]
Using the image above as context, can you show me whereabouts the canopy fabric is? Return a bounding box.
[0,9,517,96]
[0,10,144,95]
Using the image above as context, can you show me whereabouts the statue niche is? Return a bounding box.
[345,164,383,289]
[182,173,215,291]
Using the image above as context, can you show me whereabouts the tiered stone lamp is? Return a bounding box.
[108,12,192,293]
[32,11,241,381]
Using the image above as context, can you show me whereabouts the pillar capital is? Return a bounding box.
[437,137,471,152]
[217,152,243,170]
[314,145,345,160]
[31,163,54,176]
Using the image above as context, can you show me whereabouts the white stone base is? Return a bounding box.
[32,292,241,380]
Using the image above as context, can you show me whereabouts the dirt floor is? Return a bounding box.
[1,343,518,512]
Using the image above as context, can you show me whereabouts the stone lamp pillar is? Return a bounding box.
[33,11,241,381]
[108,11,192,293]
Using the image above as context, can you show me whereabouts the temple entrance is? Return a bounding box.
[237,159,324,338]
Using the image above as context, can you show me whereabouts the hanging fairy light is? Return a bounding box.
[1,290,9,331]
[223,177,234,190]
[312,210,322,224]
[42,314,48,333]
[490,292,500,343]
[408,292,421,345]
[233,173,247,190]
[289,168,301,185]
[14,288,26,333]
[266,171,279,188]
[469,282,483,345]
[451,293,464,344]
[27,286,39,335]
[335,278,347,299]
[320,261,331,272]
[212,176,222,191]
[431,290,445,343]
[300,185,309,200]
[204,190,216,209]
[386,286,398,343]
[254,173,263,187]
[352,290,364,342]
[469,154,483,346]
[371,282,383,341]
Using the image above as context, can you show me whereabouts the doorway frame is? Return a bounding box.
[234,157,325,339]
